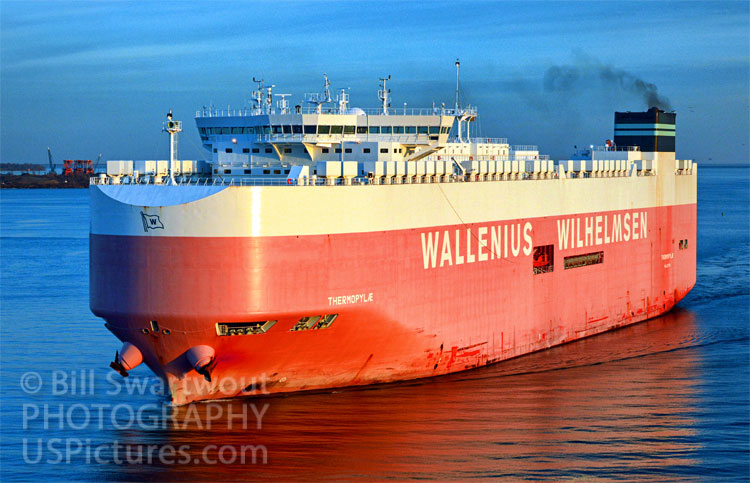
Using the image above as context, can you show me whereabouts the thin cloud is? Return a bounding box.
[5,38,250,69]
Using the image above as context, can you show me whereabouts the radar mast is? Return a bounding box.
[304,74,332,114]
[275,93,291,114]
[251,77,264,114]
[163,109,182,184]
[337,88,349,113]
[378,75,391,115]
[455,58,460,112]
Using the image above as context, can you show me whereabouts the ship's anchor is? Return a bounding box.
[109,342,143,377]
[196,357,217,382]
[185,345,217,382]
[110,351,129,377]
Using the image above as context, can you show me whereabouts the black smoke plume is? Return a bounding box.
[543,55,672,111]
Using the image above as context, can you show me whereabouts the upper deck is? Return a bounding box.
[192,75,486,165]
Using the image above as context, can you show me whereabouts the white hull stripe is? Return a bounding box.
[91,173,697,238]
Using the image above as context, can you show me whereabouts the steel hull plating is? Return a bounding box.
[90,177,696,405]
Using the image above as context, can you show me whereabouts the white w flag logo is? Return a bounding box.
[140,212,165,232]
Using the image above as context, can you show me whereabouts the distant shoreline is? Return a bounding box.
[0,173,89,189]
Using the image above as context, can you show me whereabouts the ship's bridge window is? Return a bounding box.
[344,125,356,134]
[418,126,429,134]
[381,126,392,134]
[281,125,291,134]
[199,128,207,135]
[318,125,331,134]
[393,126,404,134]
[232,127,242,134]
[405,126,417,134]
[292,125,303,134]
[357,126,367,134]
[272,125,283,134]
[261,126,271,134]
[429,126,440,134]
[369,126,380,134]
[220,127,230,135]
[304,125,316,134]
[331,125,343,134]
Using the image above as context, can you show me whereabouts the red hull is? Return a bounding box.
[91,203,695,405]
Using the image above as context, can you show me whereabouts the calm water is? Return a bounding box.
[1,166,748,481]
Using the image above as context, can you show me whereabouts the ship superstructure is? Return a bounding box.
[194,74,496,180]
[92,71,697,405]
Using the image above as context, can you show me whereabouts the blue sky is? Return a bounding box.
[1,1,748,164]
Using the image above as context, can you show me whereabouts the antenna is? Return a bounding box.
[378,75,391,115]
[304,73,332,114]
[455,58,460,112]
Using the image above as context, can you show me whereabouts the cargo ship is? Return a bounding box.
[90,70,697,405]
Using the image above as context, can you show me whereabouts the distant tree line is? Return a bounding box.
[0,163,47,171]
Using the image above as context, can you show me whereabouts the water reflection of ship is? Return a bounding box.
[99,308,701,480]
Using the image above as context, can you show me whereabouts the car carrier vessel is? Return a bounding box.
[91,70,697,405]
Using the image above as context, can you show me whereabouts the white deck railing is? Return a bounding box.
[195,106,478,118]
[89,162,674,188]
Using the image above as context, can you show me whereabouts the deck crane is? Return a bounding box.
[47,147,56,174]
[93,154,103,174]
